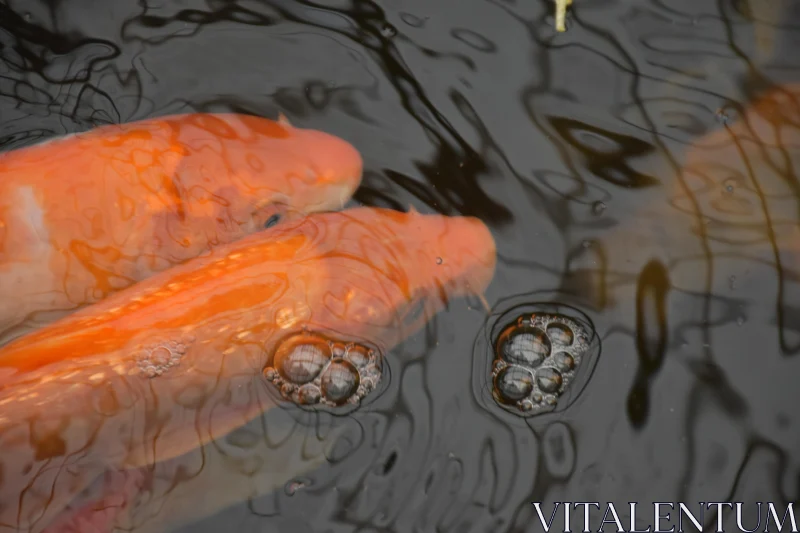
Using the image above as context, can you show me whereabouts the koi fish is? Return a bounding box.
[0,206,496,533]
[676,84,800,247]
[0,113,362,343]
[593,84,800,306]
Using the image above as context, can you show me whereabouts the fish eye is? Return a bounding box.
[264,213,282,229]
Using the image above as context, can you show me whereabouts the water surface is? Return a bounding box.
[1,0,799,531]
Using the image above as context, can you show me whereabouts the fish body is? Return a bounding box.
[0,113,362,341]
[0,207,496,532]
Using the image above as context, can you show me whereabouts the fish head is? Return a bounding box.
[187,113,362,218]
[272,122,364,214]
[159,113,362,245]
[270,207,497,358]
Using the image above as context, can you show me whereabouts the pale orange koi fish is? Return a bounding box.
[0,207,496,533]
[609,85,800,251]
[674,84,800,247]
[0,113,362,342]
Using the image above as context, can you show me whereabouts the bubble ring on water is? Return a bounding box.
[263,330,387,415]
[471,291,602,423]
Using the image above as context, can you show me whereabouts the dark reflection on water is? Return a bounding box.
[1,0,800,531]
[628,259,670,429]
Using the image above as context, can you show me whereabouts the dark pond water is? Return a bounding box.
[1,0,799,531]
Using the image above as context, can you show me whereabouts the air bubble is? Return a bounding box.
[536,368,563,393]
[332,343,347,358]
[496,324,551,367]
[273,335,331,384]
[346,345,371,368]
[321,360,360,404]
[553,352,575,371]
[546,323,574,346]
[492,359,507,372]
[297,383,321,405]
[493,366,534,404]
[723,178,736,194]
[150,347,172,367]
[362,363,381,380]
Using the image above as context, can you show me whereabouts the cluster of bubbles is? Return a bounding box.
[136,334,195,378]
[491,313,590,415]
[263,332,382,408]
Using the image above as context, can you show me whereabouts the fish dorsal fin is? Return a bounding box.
[277,113,293,128]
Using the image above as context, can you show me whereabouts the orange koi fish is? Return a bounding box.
[0,113,362,342]
[0,207,496,533]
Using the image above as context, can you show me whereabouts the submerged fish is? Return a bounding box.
[676,84,800,247]
[569,84,800,309]
[0,113,362,342]
[0,206,496,533]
